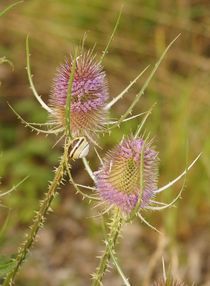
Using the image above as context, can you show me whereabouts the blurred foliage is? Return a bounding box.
[0,256,16,278]
[0,98,60,223]
[0,0,210,285]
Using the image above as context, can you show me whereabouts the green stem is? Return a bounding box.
[2,153,67,286]
[91,209,123,286]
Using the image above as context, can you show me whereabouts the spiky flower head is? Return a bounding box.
[49,50,108,138]
[95,137,158,213]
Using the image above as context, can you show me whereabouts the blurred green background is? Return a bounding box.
[0,0,210,285]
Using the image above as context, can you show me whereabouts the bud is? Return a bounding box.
[95,137,158,213]
[49,50,108,137]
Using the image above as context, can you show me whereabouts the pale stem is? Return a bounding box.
[0,176,29,198]
[155,153,201,194]
[105,65,150,111]
[82,157,96,182]
[91,208,123,286]
[26,35,53,114]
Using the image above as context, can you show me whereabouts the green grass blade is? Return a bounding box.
[0,211,10,239]
[0,1,23,17]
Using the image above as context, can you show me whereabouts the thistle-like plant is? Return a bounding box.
[89,126,200,286]
[2,9,201,286]
[2,10,139,284]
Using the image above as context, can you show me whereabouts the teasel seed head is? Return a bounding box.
[95,136,159,213]
[49,50,108,138]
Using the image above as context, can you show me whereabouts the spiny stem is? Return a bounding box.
[2,149,69,286]
[0,176,29,198]
[0,56,14,70]
[107,34,180,131]
[26,35,53,114]
[91,208,123,286]
[100,5,123,63]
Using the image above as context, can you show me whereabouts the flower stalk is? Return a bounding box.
[91,208,124,286]
[2,140,71,286]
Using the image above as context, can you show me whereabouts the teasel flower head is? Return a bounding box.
[95,136,159,213]
[49,50,108,138]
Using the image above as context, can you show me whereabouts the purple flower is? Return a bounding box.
[95,137,159,213]
[49,50,108,137]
